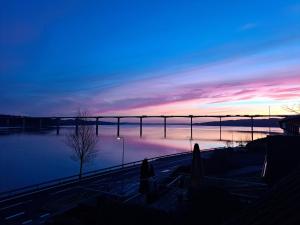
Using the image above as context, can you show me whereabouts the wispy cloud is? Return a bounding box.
[93,73,300,113]
[93,39,300,110]
[239,23,257,31]
[1,31,300,116]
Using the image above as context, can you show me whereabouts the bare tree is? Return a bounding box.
[282,104,300,114]
[65,111,98,179]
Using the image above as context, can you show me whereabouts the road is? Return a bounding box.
[0,153,193,225]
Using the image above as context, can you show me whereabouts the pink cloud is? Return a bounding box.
[12,34,299,116]
[85,72,300,115]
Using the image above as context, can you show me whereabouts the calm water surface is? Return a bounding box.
[0,125,281,192]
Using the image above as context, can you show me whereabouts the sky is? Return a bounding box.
[1,0,300,116]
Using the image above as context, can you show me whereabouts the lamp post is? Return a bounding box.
[117,136,125,168]
[117,136,125,195]
[190,138,193,152]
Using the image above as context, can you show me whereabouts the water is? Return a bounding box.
[0,125,281,192]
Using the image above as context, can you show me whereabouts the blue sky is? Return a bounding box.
[1,0,300,116]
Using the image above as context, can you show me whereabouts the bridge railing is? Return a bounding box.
[0,148,223,201]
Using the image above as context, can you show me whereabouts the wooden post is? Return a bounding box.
[117,117,120,137]
[190,115,193,140]
[251,116,254,141]
[75,118,79,136]
[219,117,222,140]
[56,118,60,135]
[139,117,143,137]
[164,116,167,138]
[96,117,99,136]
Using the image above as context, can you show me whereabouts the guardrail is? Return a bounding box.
[1,148,224,201]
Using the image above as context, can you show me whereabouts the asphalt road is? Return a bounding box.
[0,153,193,225]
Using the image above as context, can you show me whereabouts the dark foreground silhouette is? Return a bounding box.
[46,136,300,225]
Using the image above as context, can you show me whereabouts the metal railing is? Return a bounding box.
[1,148,224,201]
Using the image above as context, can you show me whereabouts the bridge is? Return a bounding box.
[0,114,289,141]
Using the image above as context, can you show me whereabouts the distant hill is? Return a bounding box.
[196,118,281,128]
[0,115,55,128]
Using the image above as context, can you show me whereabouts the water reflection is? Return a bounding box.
[0,125,281,192]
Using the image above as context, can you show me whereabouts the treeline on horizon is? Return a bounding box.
[0,114,281,128]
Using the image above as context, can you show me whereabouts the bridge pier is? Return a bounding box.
[75,118,79,135]
[139,117,143,137]
[22,117,26,131]
[190,115,193,140]
[39,118,42,130]
[96,117,99,136]
[56,118,60,135]
[117,117,120,137]
[164,116,167,138]
[219,117,222,140]
[251,116,254,141]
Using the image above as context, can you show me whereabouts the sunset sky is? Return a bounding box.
[1,0,300,116]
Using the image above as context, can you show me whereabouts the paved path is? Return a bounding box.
[0,153,192,225]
